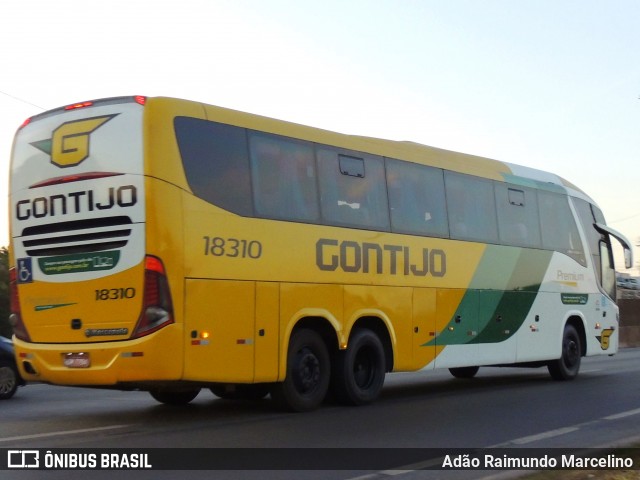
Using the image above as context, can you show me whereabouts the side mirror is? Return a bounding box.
[594,223,634,270]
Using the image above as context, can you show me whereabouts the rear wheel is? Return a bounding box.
[149,388,200,405]
[332,329,386,406]
[271,329,330,412]
[548,324,581,381]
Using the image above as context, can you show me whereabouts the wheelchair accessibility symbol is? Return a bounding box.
[17,258,33,284]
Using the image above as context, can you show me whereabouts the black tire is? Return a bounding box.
[449,366,480,379]
[332,329,386,406]
[548,324,581,381]
[271,329,330,412]
[210,384,270,400]
[0,361,18,400]
[149,388,200,405]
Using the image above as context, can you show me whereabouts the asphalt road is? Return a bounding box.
[2,348,640,480]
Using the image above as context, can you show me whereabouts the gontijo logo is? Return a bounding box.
[30,114,117,168]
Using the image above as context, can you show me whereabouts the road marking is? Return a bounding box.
[346,457,447,479]
[489,425,585,448]
[0,424,132,444]
[604,407,640,420]
[509,426,581,445]
[344,405,640,480]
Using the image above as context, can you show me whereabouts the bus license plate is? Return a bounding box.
[63,352,91,368]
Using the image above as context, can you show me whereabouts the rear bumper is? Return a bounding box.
[13,325,183,386]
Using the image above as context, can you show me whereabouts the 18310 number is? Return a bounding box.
[203,236,262,259]
[95,288,136,301]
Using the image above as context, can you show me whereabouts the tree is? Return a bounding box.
[0,247,11,338]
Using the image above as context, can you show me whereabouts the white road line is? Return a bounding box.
[509,426,581,445]
[488,425,583,448]
[604,408,640,420]
[0,424,132,444]
[345,406,640,480]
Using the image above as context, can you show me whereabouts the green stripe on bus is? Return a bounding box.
[424,247,553,346]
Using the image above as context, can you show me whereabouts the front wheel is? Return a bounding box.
[332,329,386,406]
[271,329,330,412]
[548,324,581,381]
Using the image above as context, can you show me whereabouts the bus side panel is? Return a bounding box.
[183,279,255,383]
[412,288,438,370]
[515,291,564,363]
[433,289,479,369]
[255,281,280,382]
[475,290,528,365]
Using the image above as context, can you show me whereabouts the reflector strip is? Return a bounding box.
[64,101,94,110]
[30,172,123,188]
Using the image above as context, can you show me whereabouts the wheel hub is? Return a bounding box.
[293,348,320,393]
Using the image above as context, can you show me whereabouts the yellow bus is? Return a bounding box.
[9,96,633,411]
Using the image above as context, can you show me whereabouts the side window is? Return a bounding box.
[495,184,542,248]
[538,191,586,266]
[386,159,449,237]
[445,172,498,243]
[174,117,252,216]
[249,132,319,222]
[317,148,389,230]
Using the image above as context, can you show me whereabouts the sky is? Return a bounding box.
[1,0,639,273]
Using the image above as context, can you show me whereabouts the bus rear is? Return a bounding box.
[9,96,181,387]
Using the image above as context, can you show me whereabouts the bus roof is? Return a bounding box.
[190,97,591,202]
[17,95,593,203]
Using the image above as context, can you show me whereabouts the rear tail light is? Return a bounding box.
[132,256,174,338]
[8,267,31,342]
